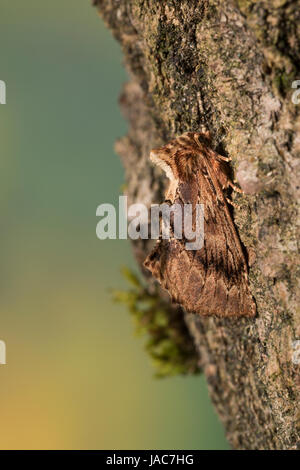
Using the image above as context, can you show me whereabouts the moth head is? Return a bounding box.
[150,148,180,202]
[150,149,178,181]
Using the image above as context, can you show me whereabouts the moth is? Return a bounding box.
[144,132,256,317]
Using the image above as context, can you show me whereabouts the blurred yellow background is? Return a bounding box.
[0,0,228,449]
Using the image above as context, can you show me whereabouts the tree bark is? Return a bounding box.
[94,0,299,450]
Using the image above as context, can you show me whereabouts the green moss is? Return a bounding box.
[235,0,253,11]
[112,267,201,378]
[273,69,296,96]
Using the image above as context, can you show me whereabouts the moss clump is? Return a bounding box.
[113,267,201,378]
[273,69,296,96]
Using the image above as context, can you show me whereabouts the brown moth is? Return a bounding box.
[144,132,256,317]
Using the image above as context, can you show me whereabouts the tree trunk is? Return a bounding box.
[94,0,299,450]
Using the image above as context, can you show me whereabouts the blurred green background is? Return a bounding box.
[0,0,228,449]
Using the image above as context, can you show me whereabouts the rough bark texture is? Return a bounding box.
[94,0,299,450]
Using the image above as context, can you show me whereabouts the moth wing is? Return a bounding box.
[144,171,256,317]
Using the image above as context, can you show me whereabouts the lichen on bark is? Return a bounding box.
[94,0,299,450]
